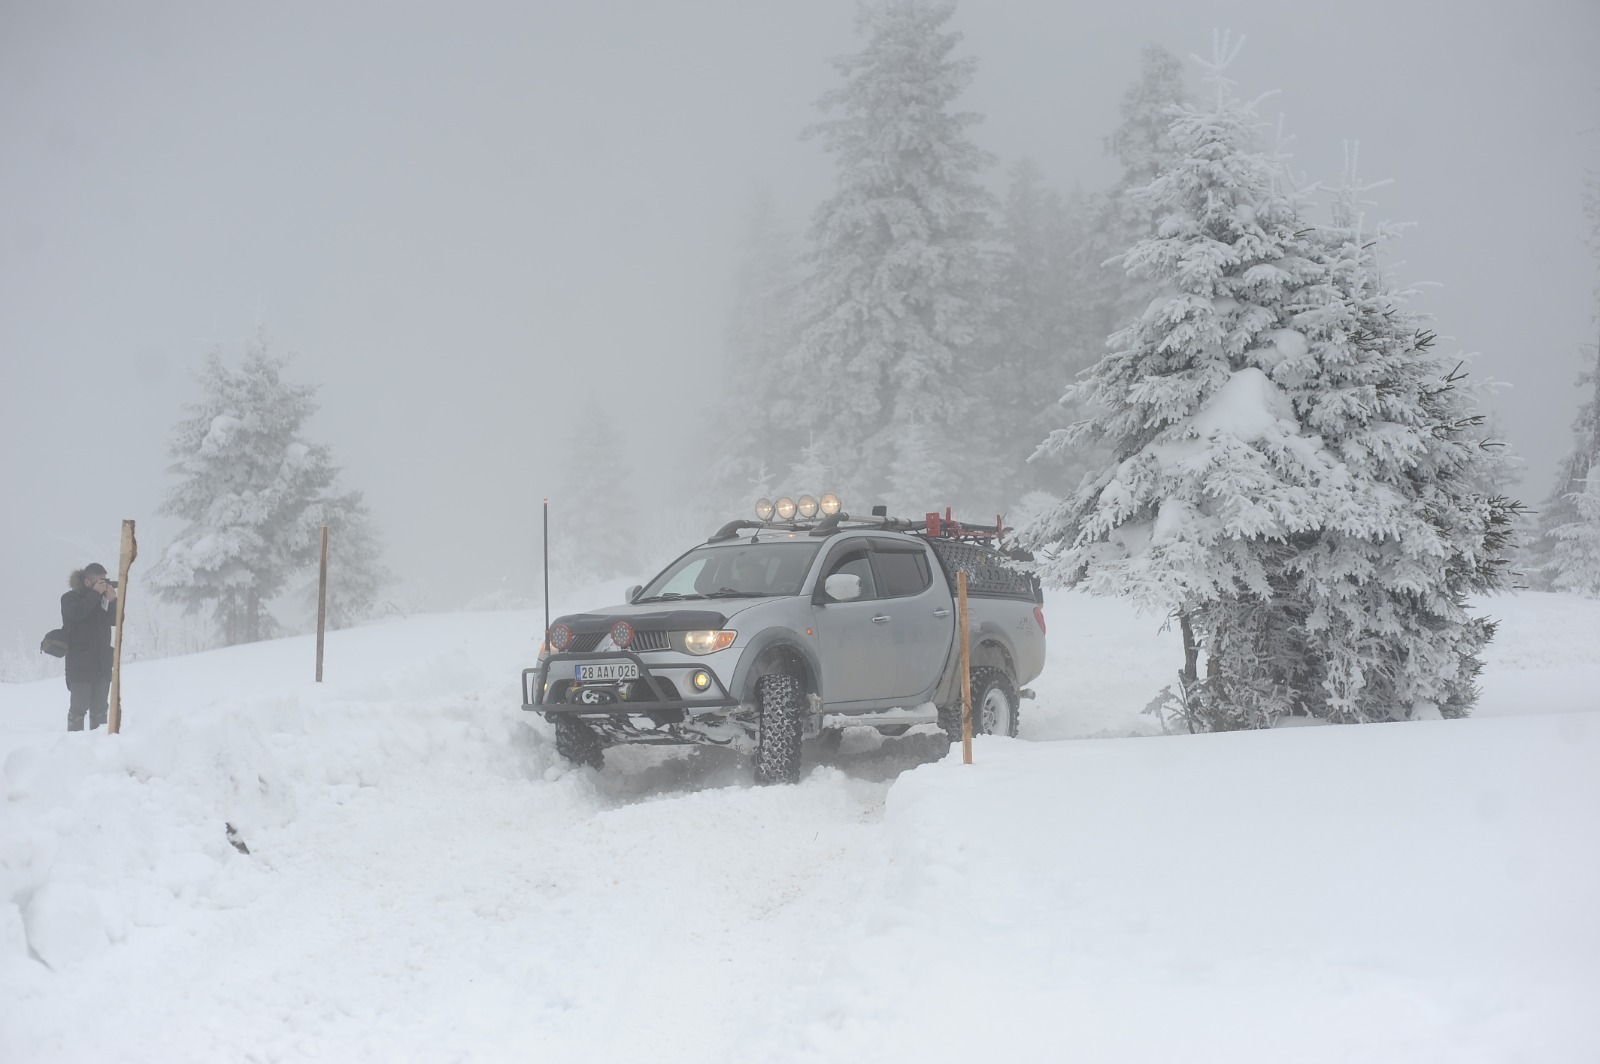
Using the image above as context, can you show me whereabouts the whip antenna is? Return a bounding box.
[542,498,550,642]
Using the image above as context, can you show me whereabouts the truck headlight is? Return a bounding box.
[675,630,736,655]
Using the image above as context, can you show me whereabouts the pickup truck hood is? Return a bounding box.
[550,596,783,634]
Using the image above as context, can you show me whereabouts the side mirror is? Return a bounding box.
[625,584,643,603]
[823,573,862,602]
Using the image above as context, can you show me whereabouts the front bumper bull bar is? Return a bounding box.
[521,651,740,715]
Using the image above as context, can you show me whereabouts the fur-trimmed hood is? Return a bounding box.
[67,568,106,590]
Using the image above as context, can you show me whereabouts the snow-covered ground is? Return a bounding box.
[2,589,1597,1062]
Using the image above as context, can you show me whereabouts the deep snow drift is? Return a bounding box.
[1,590,1597,1062]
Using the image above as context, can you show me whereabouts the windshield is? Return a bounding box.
[635,541,823,601]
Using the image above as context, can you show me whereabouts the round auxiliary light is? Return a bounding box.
[819,492,842,516]
[548,623,574,652]
[796,494,819,519]
[755,497,775,522]
[775,496,797,521]
[609,619,635,649]
[690,670,712,692]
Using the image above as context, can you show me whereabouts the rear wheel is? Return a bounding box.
[971,666,1020,738]
[754,674,803,785]
[553,716,605,770]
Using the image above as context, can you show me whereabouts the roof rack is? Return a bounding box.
[709,507,1012,543]
[923,507,1006,542]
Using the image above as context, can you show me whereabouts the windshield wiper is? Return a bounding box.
[705,589,768,598]
[634,593,705,603]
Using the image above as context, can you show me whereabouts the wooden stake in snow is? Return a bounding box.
[959,569,972,765]
[108,519,137,735]
[316,525,329,682]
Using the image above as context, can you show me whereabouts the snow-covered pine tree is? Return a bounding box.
[150,336,378,644]
[794,0,998,511]
[1275,145,1522,721]
[549,426,641,584]
[709,185,802,512]
[1528,171,1600,595]
[1035,46,1190,511]
[988,158,1087,502]
[1074,45,1190,355]
[1532,343,1600,594]
[297,489,392,629]
[1543,445,1600,596]
[1019,38,1517,728]
[783,433,835,502]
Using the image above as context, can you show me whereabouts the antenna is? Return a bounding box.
[542,498,550,642]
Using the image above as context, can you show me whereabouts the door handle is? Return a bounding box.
[932,608,950,618]
[872,614,891,624]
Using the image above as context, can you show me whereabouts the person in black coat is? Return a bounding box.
[62,562,117,731]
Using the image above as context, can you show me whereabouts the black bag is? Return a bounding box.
[40,628,69,658]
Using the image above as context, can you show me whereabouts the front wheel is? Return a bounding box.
[553,716,605,770]
[754,674,803,785]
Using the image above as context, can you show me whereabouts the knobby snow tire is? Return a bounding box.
[553,716,605,770]
[754,674,804,785]
[970,666,1021,738]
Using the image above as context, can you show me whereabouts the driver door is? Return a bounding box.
[812,542,896,706]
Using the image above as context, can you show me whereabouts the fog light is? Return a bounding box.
[690,670,712,692]
[775,496,797,520]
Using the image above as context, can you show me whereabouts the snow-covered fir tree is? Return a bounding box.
[709,184,802,512]
[1528,171,1600,595]
[1531,344,1600,595]
[1032,46,1189,510]
[1019,37,1518,728]
[783,433,835,501]
[987,158,1087,502]
[793,0,999,511]
[549,426,641,583]
[1276,147,1522,722]
[297,490,392,629]
[1543,451,1600,596]
[150,336,380,644]
[1073,45,1190,355]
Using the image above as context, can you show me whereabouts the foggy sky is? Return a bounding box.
[3,0,1598,649]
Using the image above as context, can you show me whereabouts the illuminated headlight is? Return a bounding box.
[675,630,736,655]
[796,494,818,519]
[775,496,797,520]
[690,670,712,692]
[755,497,775,521]
[819,492,842,516]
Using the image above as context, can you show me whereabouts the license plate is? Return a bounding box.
[575,662,639,682]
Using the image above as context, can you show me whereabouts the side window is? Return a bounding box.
[820,547,878,601]
[874,548,932,598]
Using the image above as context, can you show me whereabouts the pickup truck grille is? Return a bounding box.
[630,630,670,652]
[569,630,670,653]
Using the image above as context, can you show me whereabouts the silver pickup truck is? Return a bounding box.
[522,506,1046,783]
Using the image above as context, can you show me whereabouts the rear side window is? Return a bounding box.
[874,548,932,598]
